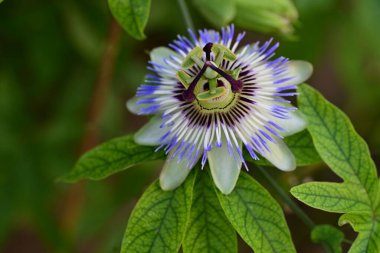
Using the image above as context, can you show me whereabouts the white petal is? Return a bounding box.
[150,47,179,67]
[285,60,313,86]
[261,137,296,171]
[134,115,168,146]
[207,138,242,195]
[126,96,143,115]
[270,110,307,136]
[160,150,201,191]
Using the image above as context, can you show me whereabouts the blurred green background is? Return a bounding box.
[1,0,379,252]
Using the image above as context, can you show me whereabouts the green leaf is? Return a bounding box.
[311,225,344,253]
[121,172,195,253]
[245,130,321,166]
[283,130,322,166]
[291,84,380,253]
[338,213,374,233]
[108,0,151,40]
[192,0,236,27]
[183,171,237,253]
[339,213,380,253]
[61,135,164,182]
[217,172,296,253]
[291,182,370,213]
[297,84,379,206]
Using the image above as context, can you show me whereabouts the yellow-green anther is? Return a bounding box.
[214,50,225,67]
[176,70,192,89]
[190,55,204,68]
[211,44,237,64]
[182,47,203,69]
[230,68,241,79]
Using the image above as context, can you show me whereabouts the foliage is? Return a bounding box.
[183,171,237,253]
[291,84,380,253]
[217,173,296,253]
[108,0,151,40]
[61,135,165,182]
[1,0,380,252]
[121,172,195,253]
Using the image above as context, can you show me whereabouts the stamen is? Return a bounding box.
[182,61,243,101]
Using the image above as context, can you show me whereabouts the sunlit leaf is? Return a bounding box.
[183,171,237,253]
[297,84,379,206]
[121,172,195,253]
[61,135,164,182]
[217,172,296,253]
[291,84,380,253]
[108,0,151,40]
[291,182,370,213]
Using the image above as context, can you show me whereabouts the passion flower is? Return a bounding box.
[127,25,312,194]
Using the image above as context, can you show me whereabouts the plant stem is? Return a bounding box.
[177,0,195,31]
[60,19,122,245]
[343,238,354,244]
[256,165,315,229]
[81,20,122,151]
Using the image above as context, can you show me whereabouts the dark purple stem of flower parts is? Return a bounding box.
[182,63,208,101]
[183,61,243,101]
[203,42,213,61]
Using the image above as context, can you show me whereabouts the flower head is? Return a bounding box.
[127,25,312,194]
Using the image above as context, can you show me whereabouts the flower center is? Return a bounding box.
[193,77,235,110]
[177,43,243,110]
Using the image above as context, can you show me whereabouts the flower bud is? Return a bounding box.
[233,0,298,35]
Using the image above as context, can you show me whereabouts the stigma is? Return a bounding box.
[177,43,243,104]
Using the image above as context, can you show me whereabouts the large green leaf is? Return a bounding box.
[291,84,380,253]
[291,182,370,213]
[108,0,151,40]
[121,172,195,253]
[183,171,237,253]
[217,172,296,253]
[297,84,378,205]
[61,135,164,182]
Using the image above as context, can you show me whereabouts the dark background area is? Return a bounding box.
[1,0,379,252]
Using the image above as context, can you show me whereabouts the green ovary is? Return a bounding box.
[194,77,236,111]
